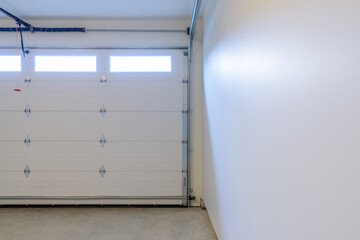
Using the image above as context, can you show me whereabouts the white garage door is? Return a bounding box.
[0,49,188,205]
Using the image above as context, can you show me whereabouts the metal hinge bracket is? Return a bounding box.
[25,75,31,87]
[24,105,31,117]
[100,135,106,147]
[24,135,31,147]
[100,76,106,87]
[188,195,196,201]
[100,105,106,117]
[99,165,106,177]
[24,165,30,178]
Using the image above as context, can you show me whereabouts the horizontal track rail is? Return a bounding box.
[0,46,188,50]
[0,196,186,200]
[0,27,186,33]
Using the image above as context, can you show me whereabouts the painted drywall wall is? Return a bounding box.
[190,20,204,206]
[202,0,360,239]
[0,18,203,206]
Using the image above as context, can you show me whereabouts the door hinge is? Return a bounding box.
[24,105,31,117]
[100,76,106,87]
[24,165,30,178]
[99,165,106,177]
[100,105,106,117]
[25,75,31,87]
[100,135,106,147]
[24,135,31,147]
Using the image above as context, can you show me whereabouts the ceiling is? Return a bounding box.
[0,0,195,19]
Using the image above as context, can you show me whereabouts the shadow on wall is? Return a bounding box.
[202,92,222,239]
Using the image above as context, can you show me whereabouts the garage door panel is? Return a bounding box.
[0,172,182,196]
[0,49,186,204]
[0,161,182,173]
[0,112,182,141]
[32,73,181,82]
[0,79,183,111]
[27,77,100,111]
[103,80,184,111]
[0,78,100,111]
[0,79,28,111]
[0,142,182,172]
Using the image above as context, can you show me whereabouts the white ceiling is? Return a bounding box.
[0,0,195,18]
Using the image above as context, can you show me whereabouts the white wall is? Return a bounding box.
[0,18,204,206]
[202,0,360,239]
[190,21,204,206]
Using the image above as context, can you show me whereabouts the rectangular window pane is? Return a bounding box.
[110,56,171,72]
[0,56,21,72]
[35,56,96,72]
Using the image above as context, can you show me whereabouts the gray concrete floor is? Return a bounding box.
[0,207,217,240]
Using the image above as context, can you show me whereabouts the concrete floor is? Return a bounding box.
[0,207,217,240]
